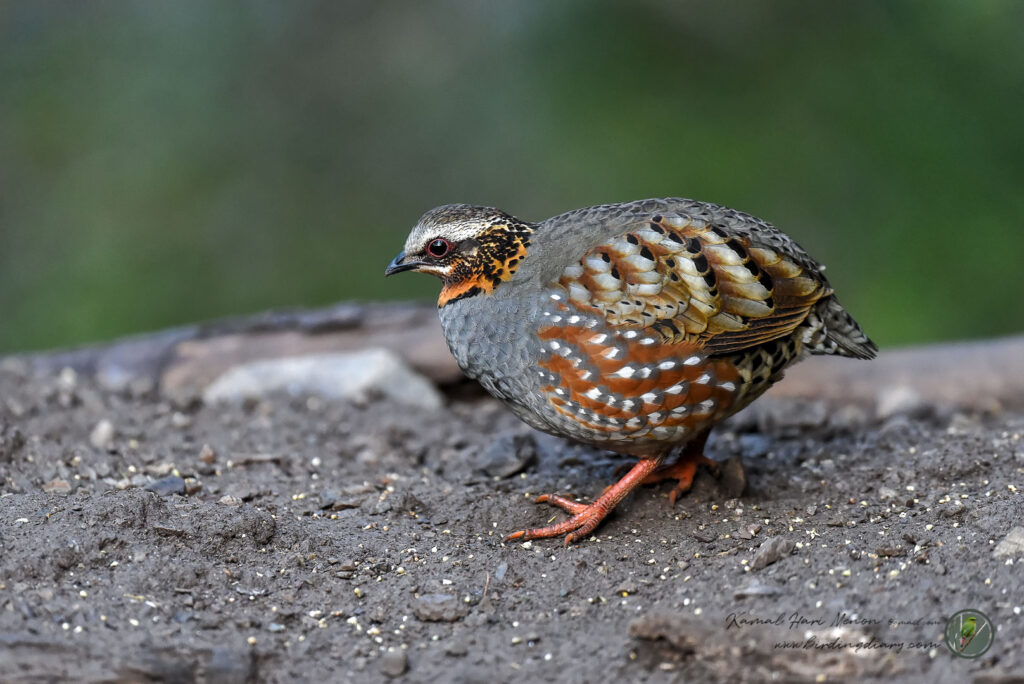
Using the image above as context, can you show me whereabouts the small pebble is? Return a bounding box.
[42,479,72,495]
[733,580,782,599]
[379,650,408,678]
[90,420,115,449]
[719,456,746,498]
[171,412,192,428]
[876,385,928,419]
[145,475,186,497]
[995,527,1024,558]
[476,433,537,478]
[199,444,217,464]
[413,594,468,622]
[751,537,796,570]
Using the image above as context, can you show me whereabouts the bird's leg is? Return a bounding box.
[639,429,719,505]
[504,457,661,546]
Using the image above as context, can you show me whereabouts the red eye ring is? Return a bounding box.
[427,238,452,258]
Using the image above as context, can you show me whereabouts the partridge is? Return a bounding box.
[385,198,875,544]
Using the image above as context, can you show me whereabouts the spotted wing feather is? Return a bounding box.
[558,214,830,355]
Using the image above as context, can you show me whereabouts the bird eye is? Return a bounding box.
[427,238,452,258]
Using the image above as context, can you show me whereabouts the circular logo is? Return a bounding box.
[944,609,994,658]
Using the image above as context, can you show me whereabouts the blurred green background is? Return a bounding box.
[2,1,1022,354]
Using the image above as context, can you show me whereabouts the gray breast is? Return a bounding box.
[437,286,553,431]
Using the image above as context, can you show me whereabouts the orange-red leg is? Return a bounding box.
[639,429,718,505]
[640,455,720,505]
[504,457,661,546]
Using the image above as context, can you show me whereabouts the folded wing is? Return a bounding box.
[557,213,831,355]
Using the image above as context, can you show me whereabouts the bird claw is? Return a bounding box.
[503,458,662,545]
[640,448,720,506]
[503,495,608,545]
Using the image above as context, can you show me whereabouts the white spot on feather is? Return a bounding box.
[569,284,591,303]
[631,283,663,296]
[562,263,584,278]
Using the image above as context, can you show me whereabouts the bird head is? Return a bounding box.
[385,204,534,306]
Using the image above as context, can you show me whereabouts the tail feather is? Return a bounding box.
[802,297,877,360]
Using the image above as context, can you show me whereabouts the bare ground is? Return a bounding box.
[2,320,1024,683]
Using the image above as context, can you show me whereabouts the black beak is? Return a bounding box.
[384,251,421,276]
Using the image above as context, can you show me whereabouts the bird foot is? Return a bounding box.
[640,454,720,506]
[503,494,611,546]
[504,457,660,546]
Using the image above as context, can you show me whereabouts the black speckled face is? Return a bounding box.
[437,220,533,306]
[388,205,534,307]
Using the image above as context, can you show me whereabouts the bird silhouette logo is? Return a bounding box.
[945,610,994,658]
